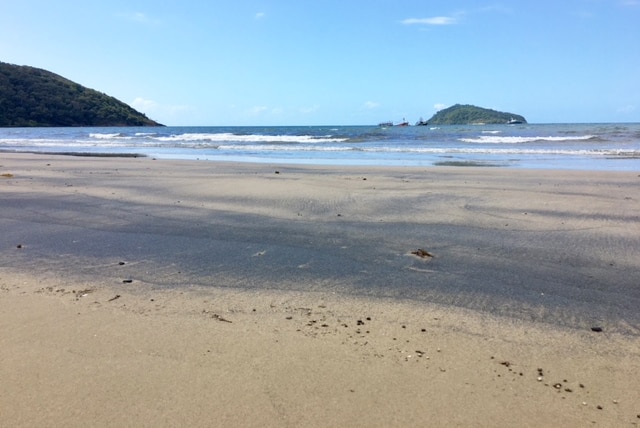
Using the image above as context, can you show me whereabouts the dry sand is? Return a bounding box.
[1,153,639,427]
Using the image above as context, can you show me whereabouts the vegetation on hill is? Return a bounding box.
[426,104,527,125]
[0,62,162,127]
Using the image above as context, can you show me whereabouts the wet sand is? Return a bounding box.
[1,153,639,427]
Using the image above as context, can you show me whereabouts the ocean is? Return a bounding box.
[1,123,639,171]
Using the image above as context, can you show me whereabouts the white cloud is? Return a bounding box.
[364,101,380,109]
[617,104,636,113]
[245,106,285,117]
[119,12,161,26]
[131,97,191,121]
[248,106,268,115]
[131,97,157,110]
[402,16,457,25]
[255,12,266,19]
[479,5,513,14]
[300,105,320,114]
[434,103,447,111]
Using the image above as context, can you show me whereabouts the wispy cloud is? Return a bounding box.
[364,101,380,109]
[119,12,161,26]
[131,97,191,120]
[434,103,447,111]
[617,104,636,113]
[131,97,157,110]
[300,105,320,114]
[401,16,457,26]
[246,105,285,116]
[255,12,266,20]
[248,106,268,115]
[479,4,513,14]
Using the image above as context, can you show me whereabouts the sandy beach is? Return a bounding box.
[1,153,639,427]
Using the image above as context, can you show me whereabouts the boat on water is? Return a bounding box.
[378,119,409,127]
[507,118,523,124]
[415,117,428,126]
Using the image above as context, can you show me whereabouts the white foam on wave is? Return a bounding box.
[217,144,352,152]
[156,133,348,144]
[200,143,636,157]
[459,135,596,144]
[359,146,634,156]
[0,138,105,148]
[89,133,131,139]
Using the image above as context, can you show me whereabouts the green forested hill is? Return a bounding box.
[0,62,162,127]
[426,104,527,125]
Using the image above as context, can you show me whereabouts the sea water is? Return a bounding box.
[1,123,639,171]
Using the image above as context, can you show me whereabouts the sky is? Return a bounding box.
[1,1,639,126]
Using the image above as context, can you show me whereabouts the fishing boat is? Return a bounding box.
[378,119,409,127]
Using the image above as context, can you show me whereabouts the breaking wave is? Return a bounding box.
[459,135,597,144]
[90,132,348,144]
[2,123,639,170]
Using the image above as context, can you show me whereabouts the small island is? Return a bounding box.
[426,104,527,125]
[0,62,162,127]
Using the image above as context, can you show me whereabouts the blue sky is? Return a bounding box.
[2,1,639,125]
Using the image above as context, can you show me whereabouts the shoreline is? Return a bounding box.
[2,153,639,426]
[4,150,640,170]
[0,149,148,158]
